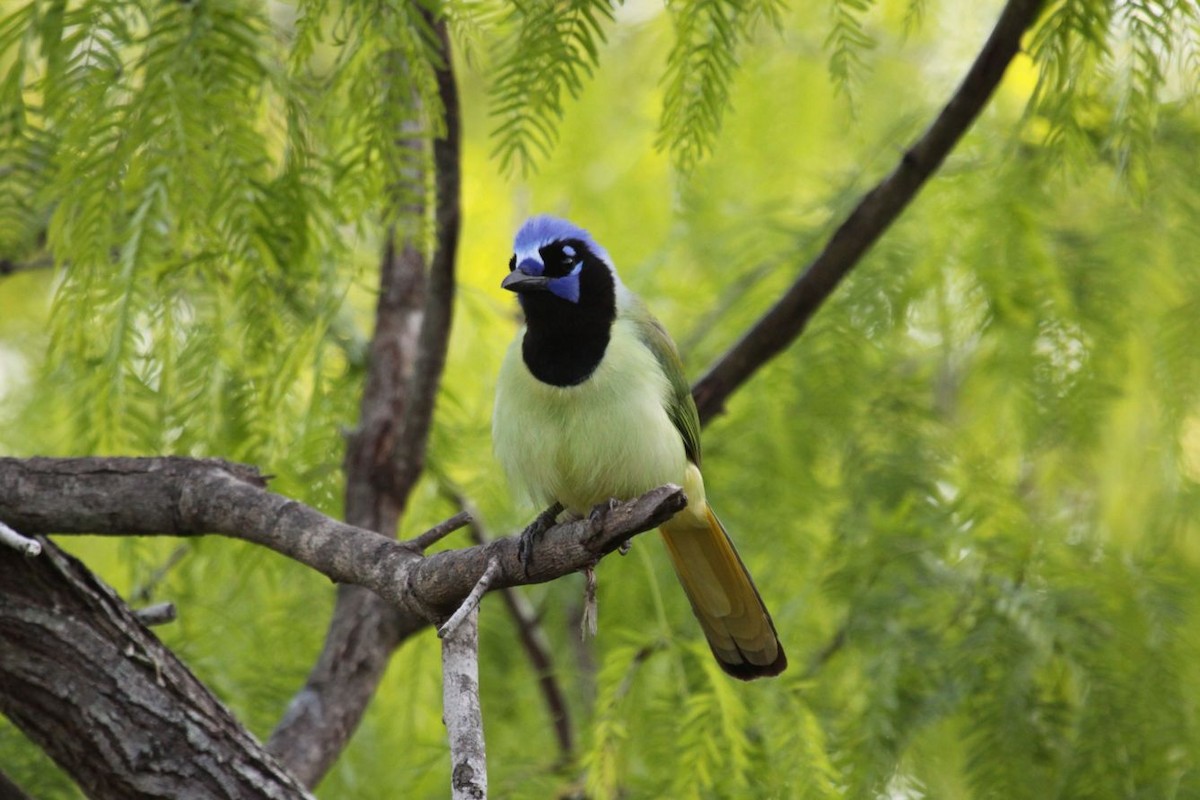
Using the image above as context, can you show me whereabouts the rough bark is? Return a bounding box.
[0,539,312,800]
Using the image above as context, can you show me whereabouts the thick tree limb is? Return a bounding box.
[267,12,463,786]
[0,457,683,616]
[691,0,1047,423]
[0,538,313,800]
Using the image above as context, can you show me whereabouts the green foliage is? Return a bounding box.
[1028,0,1200,182]
[488,0,616,174]
[826,0,876,101]
[657,0,783,170]
[3,1,1200,798]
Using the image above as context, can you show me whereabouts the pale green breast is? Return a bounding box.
[493,317,688,515]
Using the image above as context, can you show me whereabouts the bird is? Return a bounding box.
[492,214,787,680]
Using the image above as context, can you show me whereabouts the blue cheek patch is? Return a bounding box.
[547,274,581,303]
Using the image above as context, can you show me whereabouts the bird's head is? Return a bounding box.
[502,215,618,320]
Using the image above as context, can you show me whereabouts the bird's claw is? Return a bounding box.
[618,539,633,556]
[588,497,622,523]
[518,502,563,573]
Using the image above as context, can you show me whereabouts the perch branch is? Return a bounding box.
[692,0,1047,423]
[0,457,684,619]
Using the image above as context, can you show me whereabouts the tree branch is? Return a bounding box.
[0,457,683,618]
[441,604,487,800]
[267,11,463,785]
[439,557,501,638]
[691,0,1047,423]
[0,520,41,557]
[133,601,177,627]
[0,537,313,800]
[0,254,53,277]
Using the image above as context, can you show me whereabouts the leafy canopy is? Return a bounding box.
[2,0,1200,798]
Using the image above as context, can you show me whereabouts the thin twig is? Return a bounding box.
[440,479,576,763]
[135,602,178,627]
[441,603,487,800]
[0,522,41,557]
[411,510,472,552]
[130,544,190,604]
[0,254,54,276]
[691,0,1048,423]
[439,557,501,638]
[580,566,598,639]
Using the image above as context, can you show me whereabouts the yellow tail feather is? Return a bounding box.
[660,506,787,680]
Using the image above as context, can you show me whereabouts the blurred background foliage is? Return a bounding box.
[2,0,1200,797]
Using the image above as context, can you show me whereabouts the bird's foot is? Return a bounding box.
[586,498,630,554]
[588,497,623,522]
[518,502,564,573]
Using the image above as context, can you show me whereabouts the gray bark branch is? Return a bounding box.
[441,605,486,800]
[0,457,683,615]
[691,0,1047,423]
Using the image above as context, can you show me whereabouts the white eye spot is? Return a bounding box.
[562,245,576,259]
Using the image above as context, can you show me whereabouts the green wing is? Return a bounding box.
[630,301,703,467]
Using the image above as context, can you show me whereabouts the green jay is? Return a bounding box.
[493,215,786,680]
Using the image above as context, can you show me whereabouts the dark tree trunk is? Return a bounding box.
[0,539,311,800]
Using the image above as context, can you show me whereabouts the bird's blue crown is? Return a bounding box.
[513,215,613,270]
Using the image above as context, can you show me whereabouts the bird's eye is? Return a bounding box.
[508,255,516,272]
[540,243,580,278]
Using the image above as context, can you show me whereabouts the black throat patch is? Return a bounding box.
[519,255,616,387]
